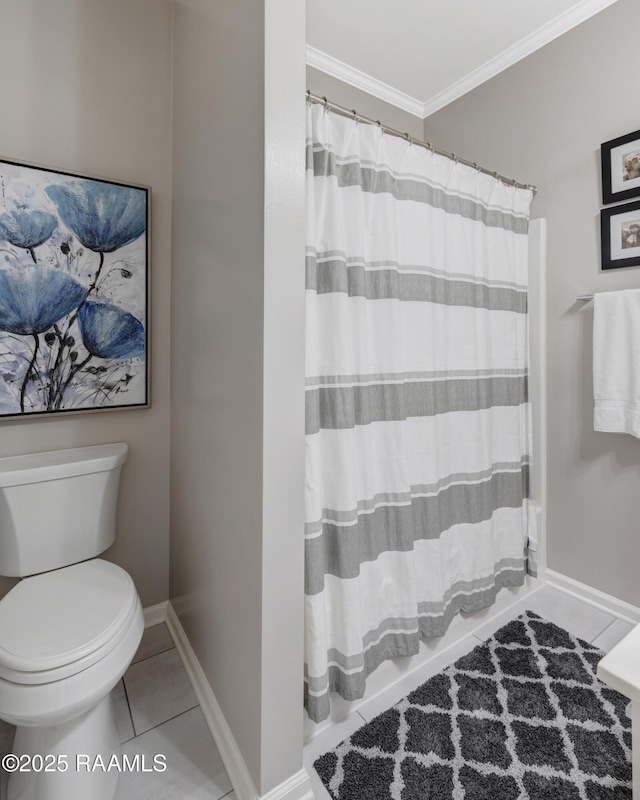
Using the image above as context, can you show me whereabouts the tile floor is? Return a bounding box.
[0,623,235,800]
[303,583,637,800]
[0,585,635,800]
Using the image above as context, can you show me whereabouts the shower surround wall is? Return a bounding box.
[424,0,640,608]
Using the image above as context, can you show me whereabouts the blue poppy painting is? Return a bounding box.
[0,159,148,417]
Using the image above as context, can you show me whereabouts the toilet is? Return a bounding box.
[0,443,144,800]
[597,626,640,799]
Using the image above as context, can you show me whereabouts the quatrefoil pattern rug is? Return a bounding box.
[314,611,632,799]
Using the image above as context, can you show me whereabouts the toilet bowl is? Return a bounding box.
[0,444,144,800]
[597,624,640,799]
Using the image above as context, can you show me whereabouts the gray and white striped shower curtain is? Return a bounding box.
[304,102,534,723]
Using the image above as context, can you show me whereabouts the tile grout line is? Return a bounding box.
[589,617,617,646]
[130,643,176,667]
[125,703,201,742]
[120,678,135,738]
[120,634,199,742]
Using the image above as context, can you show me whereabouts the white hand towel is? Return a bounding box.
[594,288,640,437]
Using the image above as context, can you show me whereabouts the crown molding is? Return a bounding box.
[421,0,620,116]
[307,0,621,120]
[305,45,424,118]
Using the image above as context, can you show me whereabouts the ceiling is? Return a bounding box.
[306,0,620,118]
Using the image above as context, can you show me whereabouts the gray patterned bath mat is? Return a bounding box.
[313,610,632,799]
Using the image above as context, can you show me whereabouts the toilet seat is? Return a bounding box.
[0,559,138,685]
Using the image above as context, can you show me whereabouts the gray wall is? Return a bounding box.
[307,66,424,139]
[0,0,173,607]
[170,0,305,793]
[425,0,640,606]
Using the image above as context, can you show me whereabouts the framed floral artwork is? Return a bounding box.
[0,158,149,418]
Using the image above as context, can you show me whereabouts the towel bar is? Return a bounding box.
[577,295,594,301]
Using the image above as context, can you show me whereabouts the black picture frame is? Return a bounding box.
[601,199,640,270]
[602,129,640,204]
[0,156,150,419]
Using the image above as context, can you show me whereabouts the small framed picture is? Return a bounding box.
[602,129,640,204]
[601,200,640,270]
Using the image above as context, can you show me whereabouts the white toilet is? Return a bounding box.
[0,443,144,800]
[598,627,640,799]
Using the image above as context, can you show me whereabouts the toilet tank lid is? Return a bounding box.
[0,443,128,488]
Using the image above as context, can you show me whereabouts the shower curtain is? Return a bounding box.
[304,102,534,723]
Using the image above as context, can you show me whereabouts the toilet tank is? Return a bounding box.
[0,443,128,577]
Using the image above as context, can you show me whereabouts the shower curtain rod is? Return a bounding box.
[307,90,538,196]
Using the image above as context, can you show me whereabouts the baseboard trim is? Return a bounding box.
[165,602,312,800]
[259,770,314,800]
[143,601,168,628]
[545,570,640,625]
[165,602,258,800]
